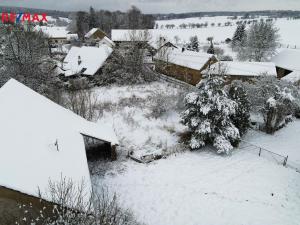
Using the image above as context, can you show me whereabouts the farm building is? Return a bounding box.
[0,79,118,222]
[59,45,113,77]
[271,49,300,79]
[153,47,218,85]
[203,61,277,82]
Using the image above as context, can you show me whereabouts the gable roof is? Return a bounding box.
[62,45,113,76]
[85,28,106,39]
[99,36,116,47]
[0,79,118,201]
[206,61,277,77]
[271,49,300,71]
[282,71,300,83]
[154,47,215,71]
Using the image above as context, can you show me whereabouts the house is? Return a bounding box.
[204,61,277,82]
[35,26,78,45]
[85,28,107,41]
[271,49,300,79]
[60,45,113,77]
[0,79,118,222]
[153,47,218,85]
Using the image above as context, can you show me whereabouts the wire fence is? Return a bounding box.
[239,140,300,172]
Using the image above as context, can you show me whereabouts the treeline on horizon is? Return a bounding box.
[1,5,300,25]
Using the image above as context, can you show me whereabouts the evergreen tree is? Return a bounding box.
[181,75,240,154]
[89,6,97,29]
[228,82,251,140]
[232,23,246,49]
[189,36,199,52]
[207,37,214,54]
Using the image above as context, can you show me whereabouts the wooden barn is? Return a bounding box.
[0,79,118,223]
[153,47,218,85]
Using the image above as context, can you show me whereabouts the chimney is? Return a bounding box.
[78,55,82,65]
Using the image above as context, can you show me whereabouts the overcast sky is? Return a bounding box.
[1,0,300,13]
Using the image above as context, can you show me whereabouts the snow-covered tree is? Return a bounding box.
[181,75,240,154]
[228,81,251,138]
[238,21,279,61]
[206,37,214,54]
[231,23,246,49]
[189,36,199,52]
[263,88,296,134]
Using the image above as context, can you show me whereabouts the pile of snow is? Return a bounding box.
[154,47,215,70]
[62,45,113,76]
[0,79,118,201]
[96,149,300,225]
[206,61,277,77]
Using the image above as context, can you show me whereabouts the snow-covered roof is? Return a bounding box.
[36,26,69,39]
[85,28,105,39]
[63,45,113,76]
[99,36,115,47]
[0,79,118,201]
[206,61,277,77]
[271,49,300,71]
[154,47,215,70]
[282,71,300,83]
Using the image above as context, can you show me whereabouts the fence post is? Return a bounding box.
[283,155,288,167]
[259,148,262,157]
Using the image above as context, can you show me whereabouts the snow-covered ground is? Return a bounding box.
[245,120,300,169]
[155,16,300,47]
[94,149,300,225]
[91,81,300,225]
[93,81,187,158]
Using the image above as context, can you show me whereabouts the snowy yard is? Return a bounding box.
[93,81,187,159]
[93,149,300,225]
[245,120,300,168]
[90,81,300,225]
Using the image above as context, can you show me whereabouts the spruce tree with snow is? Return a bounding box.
[181,74,240,154]
[228,81,251,139]
[232,24,246,50]
[189,36,199,52]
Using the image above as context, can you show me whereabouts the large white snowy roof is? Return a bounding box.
[36,26,69,39]
[154,47,214,70]
[63,45,113,76]
[206,61,277,77]
[271,49,300,72]
[0,79,118,201]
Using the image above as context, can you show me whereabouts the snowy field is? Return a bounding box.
[93,149,300,225]
[90,81,300,225]
[154,16,300,47]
